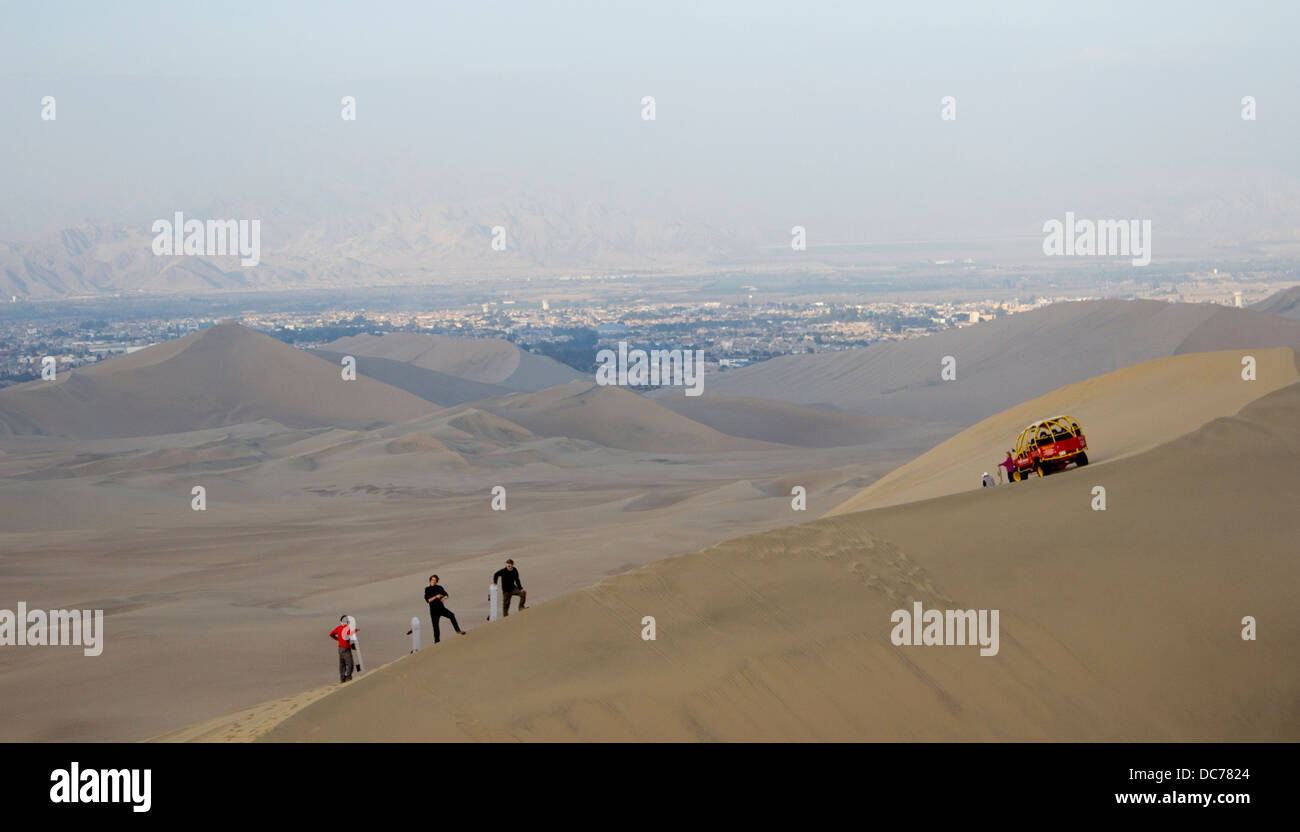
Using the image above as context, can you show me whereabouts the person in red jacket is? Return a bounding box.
[329,615,357,682]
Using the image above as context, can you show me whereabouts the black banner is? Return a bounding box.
[6,742,1279,820]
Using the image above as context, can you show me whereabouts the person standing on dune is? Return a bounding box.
[493,558,527,616]
[329,615,357,682]
[998,451,1016,482]
[424,575,466,643]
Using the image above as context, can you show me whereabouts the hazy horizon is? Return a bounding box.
[3,0,1299,253]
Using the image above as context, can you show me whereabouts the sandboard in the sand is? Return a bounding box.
[344,615,363,672]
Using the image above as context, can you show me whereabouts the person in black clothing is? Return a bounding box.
[493,558,527,616]
[424,574,466,643]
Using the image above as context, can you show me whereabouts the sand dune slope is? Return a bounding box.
[1251,285,1300,320]
[827,347,1299,514]
[0,324,437,438]
[648,391,913,447]
[444,408,536,443]
[323,333,584,391]
[481,383,779,452]
[708,299,1300,423]
[262,380,1300,741]
[312,349,511,405]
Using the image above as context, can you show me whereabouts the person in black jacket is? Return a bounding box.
[493,559,527,616]
[424,575,466,643]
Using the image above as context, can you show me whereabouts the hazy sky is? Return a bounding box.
[2,0,1297,245]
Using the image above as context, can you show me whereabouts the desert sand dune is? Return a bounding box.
[270,428,371,460]
[828,347,1299,514]
[149,683,342,743]
[311,349,512,406]
[383,433,456,455]
[25,441,269,479]
[323,332,584,391]
[260,379,1300,741]
[0,324,437,438]
[442,408,537,443]
[0,421,299,479]
[0,385,892,739]
[20,315,1296,742]
[1176,302,1300,352]
[708,299,1300,424]
[480,383,781,452]
[648,391,912,447]
[1251,285,1300,319]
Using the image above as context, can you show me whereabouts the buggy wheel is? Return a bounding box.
[1075,452,1089,467]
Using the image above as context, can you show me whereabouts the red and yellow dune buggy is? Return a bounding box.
[1006,414,1089,482]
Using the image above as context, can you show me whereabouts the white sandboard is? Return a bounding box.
[488,584,501,622]
[344,615,363,672]
[409,616,421,653]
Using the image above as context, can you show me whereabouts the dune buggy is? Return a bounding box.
[1006,414,1089,482]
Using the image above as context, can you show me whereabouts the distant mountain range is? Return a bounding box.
[0,196,751,299]
[8,182,1300,299]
